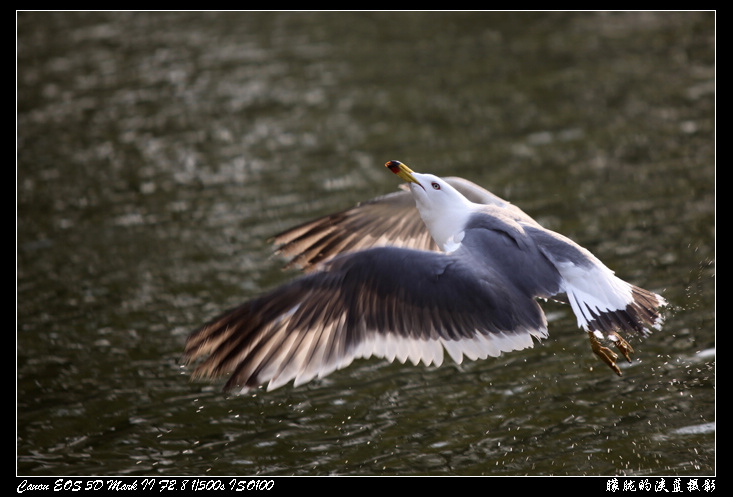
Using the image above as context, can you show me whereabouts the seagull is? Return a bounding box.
[184,160,666,393]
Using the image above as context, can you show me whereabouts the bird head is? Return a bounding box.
[385,160,475,252]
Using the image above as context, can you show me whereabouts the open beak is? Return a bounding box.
[385,160,420,185]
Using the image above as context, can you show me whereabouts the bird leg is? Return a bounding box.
[610,331,634,363]
[587,331,622,376]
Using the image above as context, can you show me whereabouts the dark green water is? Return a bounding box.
[17,11,714,476]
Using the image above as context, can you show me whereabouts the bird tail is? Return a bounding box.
[560,261,666,338]
[528,226,666,338]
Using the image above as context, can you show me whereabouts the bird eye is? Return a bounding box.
[431,182,441,190]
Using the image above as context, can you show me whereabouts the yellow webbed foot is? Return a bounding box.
[610,331,634,363]
[588,331,622,376]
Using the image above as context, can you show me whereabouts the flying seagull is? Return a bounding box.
[184,160,666,393]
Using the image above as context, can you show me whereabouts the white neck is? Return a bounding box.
[413,193,475,252]
[424,207,472,251]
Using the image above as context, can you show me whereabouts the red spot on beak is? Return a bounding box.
[385,160,402,174]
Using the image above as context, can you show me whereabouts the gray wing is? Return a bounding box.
[184,244,551,393]
[271,177,531,271]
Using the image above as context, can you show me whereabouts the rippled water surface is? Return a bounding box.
[17,12,714,476]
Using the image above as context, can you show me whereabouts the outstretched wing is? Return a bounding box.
[184,245,550,393]
[270,177,530,271]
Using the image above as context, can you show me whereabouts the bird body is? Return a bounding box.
[184,161,666,393]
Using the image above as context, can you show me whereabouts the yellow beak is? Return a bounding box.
[385,160,419,184]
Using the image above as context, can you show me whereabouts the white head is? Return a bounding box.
[386,160,476,252]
